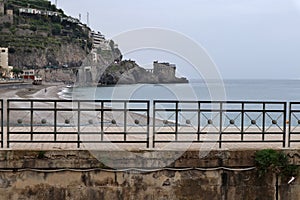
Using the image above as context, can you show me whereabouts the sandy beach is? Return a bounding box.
[0,82,64,100]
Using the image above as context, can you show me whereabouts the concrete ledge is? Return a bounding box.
[0,149,299,169]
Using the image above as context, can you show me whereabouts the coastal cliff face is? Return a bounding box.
[8,43,86,68]
[99,61,158,85]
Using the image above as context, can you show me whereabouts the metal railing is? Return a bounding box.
[7,99,150,148]
[153,101,287,148]
[1,99,299,149]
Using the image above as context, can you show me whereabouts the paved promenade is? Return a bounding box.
[2,126,298,150]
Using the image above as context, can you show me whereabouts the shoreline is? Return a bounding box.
[0,82,64,100]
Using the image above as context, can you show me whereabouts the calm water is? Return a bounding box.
[61,79,300,102]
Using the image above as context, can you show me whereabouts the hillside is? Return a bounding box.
[0,0,187,85]
[0,0,93,68]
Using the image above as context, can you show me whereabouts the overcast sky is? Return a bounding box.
[50,0,300,80]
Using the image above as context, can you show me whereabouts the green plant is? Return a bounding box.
[255,149,299,177]
[51,24,61,35]
[37,151,46,159]
[10,67,23,75]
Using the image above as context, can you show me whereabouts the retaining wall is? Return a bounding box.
[0,150,299,200]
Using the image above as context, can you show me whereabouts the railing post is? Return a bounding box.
[30,100,33,142]
[124,101,127,142]
[175,101,179,142]
[283,102,287,148]
[77,101,81,148]
[288,102,292,148]
[7,100,10,148]
[219,102,223,149]
[54,101,57,142]
[262,103,266,142]
[153,101,156,148]
[101,101,104,141]
[197,101,201,141]
[241,102,244,141]
[146,101,150,148]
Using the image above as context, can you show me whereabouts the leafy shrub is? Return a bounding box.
[255,149,299,177]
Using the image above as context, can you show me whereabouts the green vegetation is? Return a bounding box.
[37,151,46,159]
[0,0,92,52]
[255,149,299,177]
[10,68,23,75]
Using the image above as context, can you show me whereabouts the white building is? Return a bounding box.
[19,8,60,16]
[0,47,8,69]
[91,31,111,50]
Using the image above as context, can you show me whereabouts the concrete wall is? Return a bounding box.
[0,150,299,200]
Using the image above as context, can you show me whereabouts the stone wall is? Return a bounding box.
[0,150,299,200]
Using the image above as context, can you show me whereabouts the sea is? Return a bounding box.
[59,79,300,102]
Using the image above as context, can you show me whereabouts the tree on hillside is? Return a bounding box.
[11,68,23,76]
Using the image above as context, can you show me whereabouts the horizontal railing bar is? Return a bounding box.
[153,140,284,143]
[8,108,149,112]
[154,108,285,113]
[8,140,148,143]
[154,132,284,134]
[154,100,286,104]
[8,99,150,103]
[7,132,149,134]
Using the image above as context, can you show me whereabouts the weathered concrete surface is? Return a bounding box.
[0,150,299,200]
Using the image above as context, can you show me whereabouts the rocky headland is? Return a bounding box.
[98,60,188,85]
[0,0,188,86]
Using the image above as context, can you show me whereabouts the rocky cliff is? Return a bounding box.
[98,60,188,85]
[98,60,158,85]
[9,43,86,68]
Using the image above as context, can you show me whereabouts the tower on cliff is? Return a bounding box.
[0,1,4,15]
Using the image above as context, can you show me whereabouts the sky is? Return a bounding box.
[50,0,300,80]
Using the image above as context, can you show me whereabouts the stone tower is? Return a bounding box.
[0,47,9,69]
[0,1,4,15]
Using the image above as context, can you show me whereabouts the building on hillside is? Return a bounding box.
[6,9,13,22]
[19,8,60,17]
[22,69,42,84]
[0,2,13,24]
[91,31,111,50]
[22,69,35,80]
[7,9,13,16]
[0,47,8,70]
